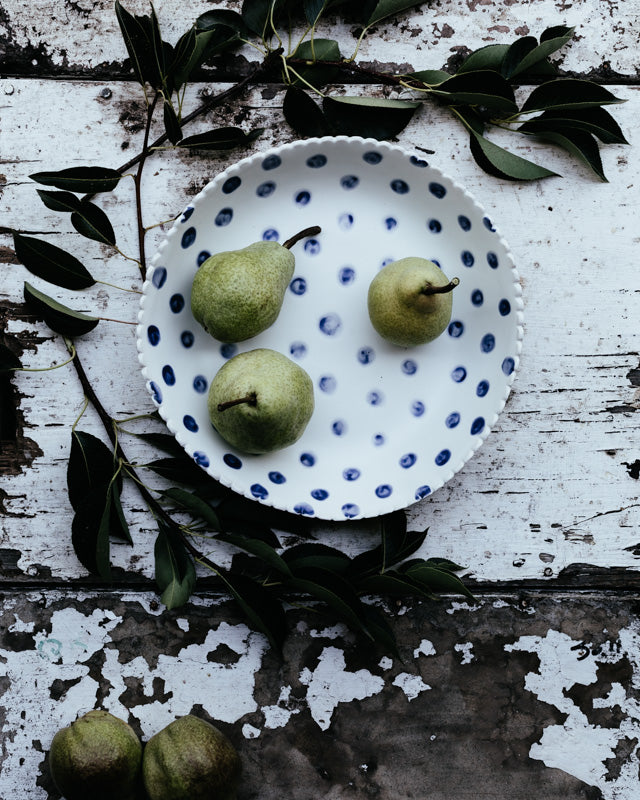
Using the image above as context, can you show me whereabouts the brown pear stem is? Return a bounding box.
[420,277,460,296]
[217,392,257,412]
[282,226,322,250]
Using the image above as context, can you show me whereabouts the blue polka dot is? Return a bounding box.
[295,502,315,516]
[307,154,327,168]
[181,207,194,223]
[197,250,210,266]
[415,485,431,499]
[319,314,341,335]
[373,433,385,446]
[341,175,359,189]
[381,257,394,268]
[476,380,490,397]
[471,289,484,306]
[147,325,160,346]
[332,420,347,436]
[458,215,472,231]
[222,176,241,193]
[461,250,475,267]
[367,391,383,405]
[296,190,310,205]
[411,400,425,417]
[358,347,375,365]
[435,449,451,466]
[338,213,354,229]
[289,277,306,295]
[363,151,382,164]
[193,375,207,393]
[290,341,306,358]
[170,293,184,313]
[429,182,446,198]
[319,375,336,393]
[385,217,397,230]
[311,488,328,500]
[499,299,511,316]
[181,227,196,248]
[471,417,485,435]
[263,228,279,241]
[342,503,360,518]
[448,320,464,338]
[376,484,393,498]
[391,179,409,194]
[152,267,167,288]
[483,216,496,232]
[487,251,499,268]
[338,266,355,285]
[215,208,233,226]
[410,156,428,167]
[193,451,209,468]
[428,219,442,233]
[149,381,162,403]
[251,484,268,499]
[343,468,360,481]
[262,154,281,170]
[400,453,417,468]
[256,181,276,198]
[502,357,515,375]
[220,343,237,359]
[451,366,467,382]
[481,333,496,353]
[431,258,442,269]
[183,415,198,432]
[304,239,321,255]
[162,365,175,386]
[268,471,286,484]
[445,412,460,428]
[402,359,417,375]
[180,331,194,348]
[223,453,242,469]
[300,453,315,467]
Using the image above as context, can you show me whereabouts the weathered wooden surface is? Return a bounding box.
[1,0,640,797]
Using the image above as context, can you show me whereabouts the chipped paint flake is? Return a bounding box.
[454,642,475,664]
[392,673,431,701]
[413,639,436,658]
[261,686,300,730]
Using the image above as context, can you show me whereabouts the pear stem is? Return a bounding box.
[217,392,257,413]
[282,225,321,250]
[420,277,460,296]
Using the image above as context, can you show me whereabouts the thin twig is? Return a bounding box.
[134,92,159,281]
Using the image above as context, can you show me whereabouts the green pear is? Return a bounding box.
[208,348,314,454]
[142,715,241,800]
[48,710,143,800]
[191,226,321,343]
[367,257,459,347]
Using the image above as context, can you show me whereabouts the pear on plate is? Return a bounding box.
[208,348,314,454]
[367,257,459,347]
[191,226,321,343]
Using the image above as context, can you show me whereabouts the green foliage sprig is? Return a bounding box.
[5,0,627,654]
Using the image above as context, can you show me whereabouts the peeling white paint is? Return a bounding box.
[392,673,431,701]
[446,601,482,615]
[413,639,436,658]
[378,656,394,670]
[310,624,349,639]
[242,723,261,739]
[454,642,474,664]
[299,647,385,731]
[261,686,301,730]
[8,615,34,633]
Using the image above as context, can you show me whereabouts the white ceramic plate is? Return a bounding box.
[137,136,523,521]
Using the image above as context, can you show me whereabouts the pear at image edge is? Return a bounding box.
[208,348,315,455]
[367,256,460,347]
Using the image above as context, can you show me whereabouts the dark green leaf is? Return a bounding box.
[322,95,420,139]
[430,70,517,112]
[70,200,116,246]
[150,6,172,90]
[196,9,249,35]
[347,513,426,579]
[467,128,559,180]
[216,532,291,576]
[168,26,197,91]
[290,39,342,87]
[12,233,95,290]
[154,522,197,609]
[360,605,401,657]
[115,0,158,87]
[29,166,122,194]
[133,431,187,458]
[509,26,574,78]
[521,79,625,113]
[219,570,288,652]
[518,107,628,145]
[501,36,537,79]
[177,127,264,151]
[457,44,510,74]
[519,127,607,181]
[71,491,112,579]
[410,69,451,86]
[357,571,438,600]
[67,430,119,512]
[241,0,289,36]
[283,87,332,138]
[303,0,348,24]
[402,562,475,599]
[361,0,422,27]
[424,557,466,573]
[109,482,133,544]
[163,100,182,145]
[0,344,21,373]
[147,456,218,487]
[161,487,222,529]
[24,282,99,337]
[283,543,352,574]
[36,189,81,214]
[196,11,250,57]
